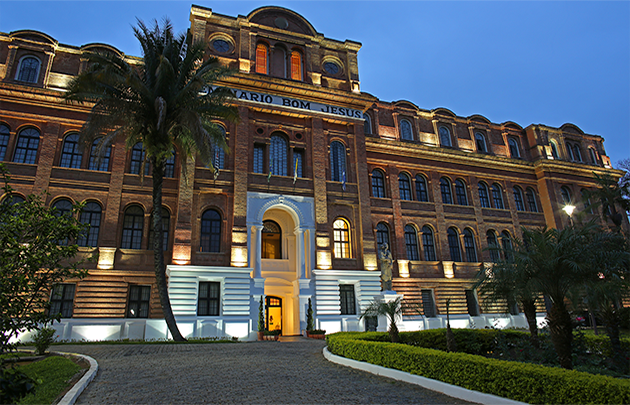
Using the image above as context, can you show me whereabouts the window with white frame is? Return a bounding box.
[197,281,220,316]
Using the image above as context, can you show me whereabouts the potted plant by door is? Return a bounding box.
[305,298,326,339]
[263,329,281,341]
[257,296,265,341]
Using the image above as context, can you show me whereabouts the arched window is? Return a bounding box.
[398,173,412,200]
[262,220,281,259]
[290,50,303,81]
[53,199,73,216]
[572,144,582,162]
[561,186,574,205]
[421,226,436,261]
[400,119,413,141]
[255,43,268,74]
[330,141,346,182]
[526,188,538,212]
[478,182,490,208]
[16,56,40,83]
[13,127,40,164]
[60,133,82,169]
[363,113,372,135]
[78,202,101,247]
[455,179,467,205]
[492,183,504,209]
[404,225,419,260]
[501,231,513,261]
[508,139,520,158]
[415,174,429,202]
[588,148,598,165]
[376,222,390,249]
[372,170,386,198]
[270,134,288,176]
[333,218,351,259]
[211,126,226,171]
[0,124,10,161]
[463,229,477,262]
[88,138,111,171]
[439,126,451,147]
[581,189,593,214]
[164,153,176,178]
[121,205,144,249]
[475,132,487,153]
[550,140,559,159]
[130,142,149,175]
[565,141,575,161]
[447,228,462,262]
[440,177,453,204]
[200,209,221,253]
[513,186,525,211]
[148,207,170,251]
[3,195,25,206]
[486,230,499,262]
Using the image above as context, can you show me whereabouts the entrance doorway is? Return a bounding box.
[266,296,282,333]
[262,220,282,259]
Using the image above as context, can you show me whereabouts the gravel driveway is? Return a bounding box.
[56,337,474,405]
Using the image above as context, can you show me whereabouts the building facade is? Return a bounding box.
[0,5,623,341]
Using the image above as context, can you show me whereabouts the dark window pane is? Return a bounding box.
[463,229,477,262]
[270,135,287,176]
[201,209,221,252]
[478,183,490,208]
[372,170,385,198]
[415,175,428,202]
[253,145,264,173]
[78,202,101,247]
[399,173,412,200]
[122,206,144,249]
[455,180,467,205]
[339,285,356,315]
[88,138,111,171]
[447,228,461,262]
[60,134,82,168]
[440,178,452,204]
[421,289,436,317]
[50,284,75,318]
[13,128,40,164]
[330,141,346,182]
[404,225,419,261]
[198,282,220,316]
[421,226,436,261]
[127,285,151,318]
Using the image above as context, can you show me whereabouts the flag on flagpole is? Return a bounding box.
[267,156,273,183]
[213,148,220,181]
[293,157,298,184]
[342,170,346,191]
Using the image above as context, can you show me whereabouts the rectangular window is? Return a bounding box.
[253,145,264,174]
[421,289,436,317]
[339,284,356,315]
[198,282,220,316]
[49,284,75,318]
[127,285,150,318]
[465,290,479,316]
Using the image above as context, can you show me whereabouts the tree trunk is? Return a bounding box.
[521,298,539,348]
[388,317,399,343]
[602,305,628,373]
[547,300,573,369]
[152,157,186,342]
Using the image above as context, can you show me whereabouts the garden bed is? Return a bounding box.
[326,332,630,404]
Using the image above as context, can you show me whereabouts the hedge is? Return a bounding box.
[326,332,630,404]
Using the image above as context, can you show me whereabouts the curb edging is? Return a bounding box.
[55,352,98,405]
[322,347,525,405]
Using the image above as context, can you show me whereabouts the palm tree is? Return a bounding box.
[475,248,540,347]
[584,172,630,229]
[360,296,403,343]
[65,19,239,341]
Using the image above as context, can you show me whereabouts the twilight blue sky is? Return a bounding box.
[1,1,628,167]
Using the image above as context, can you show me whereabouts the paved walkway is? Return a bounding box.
[56,337,474,405]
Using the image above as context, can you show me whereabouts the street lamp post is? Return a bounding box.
[563,204,576,226]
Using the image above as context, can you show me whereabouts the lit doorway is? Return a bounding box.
[266,296,282,333]
[262,220,282,259]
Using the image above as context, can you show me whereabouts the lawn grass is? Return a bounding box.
[578,328,630,339]
[11,356,82,404]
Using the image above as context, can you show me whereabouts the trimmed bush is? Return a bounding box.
[327,332,630,404]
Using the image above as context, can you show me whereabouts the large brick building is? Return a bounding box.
[0,5,622,340]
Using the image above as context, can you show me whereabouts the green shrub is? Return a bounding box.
[32,328,56,355]
[0,368,37,404]
[327,332,630,404]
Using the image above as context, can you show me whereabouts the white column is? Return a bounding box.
[253,224,263,278]
[294,227,306,279]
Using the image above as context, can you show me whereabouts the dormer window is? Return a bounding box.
[475,132,487,153]
[256,43,268,75]
[16,56,41,83]
[439,126,452,147]
[290,51,303,81]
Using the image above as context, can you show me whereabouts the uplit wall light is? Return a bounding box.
[317,250,332,270]
[97,247,116,270]
[231,246,248,267]
[172,245,191,266]
[398,260,410,278]
[316,237,330,248]
[442,261,455,279]
[364,252,378,271]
